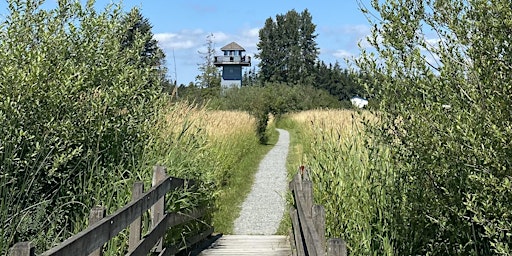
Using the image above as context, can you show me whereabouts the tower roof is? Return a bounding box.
[221,42,245,51]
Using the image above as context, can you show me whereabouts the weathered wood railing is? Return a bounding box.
[289,167,347,256]
[10,166,212,256]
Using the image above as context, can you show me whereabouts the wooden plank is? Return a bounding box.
[163,226,214,256]
[198,235,292,256]
[41,176,186,256]
[151,166,167,253]
[129,181,144,252]
[127,207,206,256]
[312,205,326,251]
[301,181,313,219]
[88,206,106,256]
[292,174,324,256]
[327,238,347,256]
[9,242,35,256]
[289,208,305,256]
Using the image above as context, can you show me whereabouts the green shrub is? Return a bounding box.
[357,0,512,254]
[0,1,180,253]
[210,83,342,144]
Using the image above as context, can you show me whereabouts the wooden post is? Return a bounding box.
[88,206,106,256]
[312,205,326,252]
[151,165,166,253]
[9,242,35,256]
[289,207,306,256]
[129,181,144,252]
[327,238,347,256]
[302,181,314,219]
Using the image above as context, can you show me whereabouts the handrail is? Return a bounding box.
[289,167,347,256]
[9,166,212,256]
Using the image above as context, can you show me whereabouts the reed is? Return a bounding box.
[281,110,395,255]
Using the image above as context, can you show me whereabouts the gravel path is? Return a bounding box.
[233,129,290,235]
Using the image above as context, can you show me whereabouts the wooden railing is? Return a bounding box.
[289,167,347,256]
[9,166,212,256]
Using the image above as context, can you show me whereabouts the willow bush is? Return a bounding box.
[0,0,186,253]
[357,0,512,254]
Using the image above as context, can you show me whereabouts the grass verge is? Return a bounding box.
[211,124,279,234]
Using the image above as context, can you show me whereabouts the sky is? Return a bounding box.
[0,0,374,86]
[145,1,373,85]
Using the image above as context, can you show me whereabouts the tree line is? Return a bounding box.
[180,9,367,107]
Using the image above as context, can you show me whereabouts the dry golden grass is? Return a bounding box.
[200,110,256,139]
[288,109,374,137]
[160,101,255,140]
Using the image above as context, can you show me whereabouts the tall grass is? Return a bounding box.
[1,99,265,254]
[279,110,395,255]
[161,106,279,233]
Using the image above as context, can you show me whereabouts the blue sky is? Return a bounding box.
[145,1,372,85]
[1,0,374,86]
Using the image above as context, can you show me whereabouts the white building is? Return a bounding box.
[350,96,368,108]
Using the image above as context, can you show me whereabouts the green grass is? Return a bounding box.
[275,117,304,235]
[276,110,395,255]
[211,126,279,234]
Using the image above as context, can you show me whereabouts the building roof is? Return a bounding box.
[221,42,245,51]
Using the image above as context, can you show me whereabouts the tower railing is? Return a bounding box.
[213,55,251,66]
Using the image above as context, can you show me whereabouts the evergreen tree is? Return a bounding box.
[257,18,278,83]
[312,61,365,102]
[298,9,319,84]
[120,8,169,91]
[121,8,165,67]
[256,9,319,85]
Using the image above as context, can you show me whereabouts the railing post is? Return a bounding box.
[89,206,106,256]
[302,181,313,219]
[151,165,166,253]
[129,181,144,252]
[312,204,326,252]
[9,242,35,256]
[327,238,347,256]
[290,207,306,256]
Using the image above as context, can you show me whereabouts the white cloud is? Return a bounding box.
[333,49,353,59]
[342,24,371,36]
[154,29,205,50]
[211,32,229,43]
[243,27,260,38]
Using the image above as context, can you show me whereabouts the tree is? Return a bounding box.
[195,33,220,91]
[120,8,170,91]
[357,0,512,254]
[256,9,319,85]
[121,8,165,67]
[312,61,365,102]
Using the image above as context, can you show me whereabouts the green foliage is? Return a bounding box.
[279,113,394,255]
[313,61,367,101]
[0,1,210,254]
[121,8,166,68]
[256,9,319,84]
[210,83,342,144]
[357,0,512,254]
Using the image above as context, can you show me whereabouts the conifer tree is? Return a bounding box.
[256,9,319,85]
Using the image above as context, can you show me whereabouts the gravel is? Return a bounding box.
[233,129,290,235]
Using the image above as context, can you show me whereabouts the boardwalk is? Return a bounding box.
[199,235,292,256]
